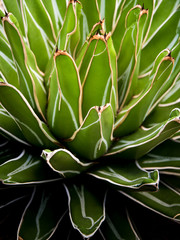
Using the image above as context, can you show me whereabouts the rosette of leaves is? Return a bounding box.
[0,0,180,239]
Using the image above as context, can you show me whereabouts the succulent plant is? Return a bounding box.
[0,0,180,239]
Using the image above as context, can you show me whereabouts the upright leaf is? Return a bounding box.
[47,50,82,139]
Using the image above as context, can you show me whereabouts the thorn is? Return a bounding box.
[168,51,172,57]
[5,10,8,17]
[142,3,144,10]
[55,46,58,53]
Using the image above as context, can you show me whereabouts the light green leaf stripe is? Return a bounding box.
[68,104,114,160]
[114,50,174,137]
[0,83,59,148]
[108,109,180,159]
[47,50,82,139]
[64,183,106,238]
[121,181,180,221]
[2,14,47,120]
[89,161,159,189]
[42,148,93,178]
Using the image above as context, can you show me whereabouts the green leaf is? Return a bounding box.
[0,24,19,88]
[64,181,106,238]
[58,1,82,51]
[21,0,56,71]
[2,14,47,119]
[67,104,114,160]
[42,148,93,178]
[80,0,100,32]
[0,106,28,145]
[18,183,68,240]
[114,50,174,137]
[3,0,25,35]
[79,34,117,117]
[40,0,67,35]
[89,160,159,189]
[108,109,180,159]
[101,191,140,240]
[117,6,148,107]
[0,137,60,184]
[111,0,137,53]
[0,83,59,148]
[138,140,180,175]
[47,50,82,139]
[121,181,180,221]
[140,2,180,74]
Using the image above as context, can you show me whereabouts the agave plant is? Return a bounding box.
[0,0,180,239]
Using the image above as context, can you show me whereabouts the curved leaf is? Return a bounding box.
[18,183,68,240]
[64,181,106,238]
[108,109,180,159]
[0,106,28,145]
[0,83,59,148]
[121,181,180,221]
[89,160,159,189]
[0,137,60,184]
[42,148,93,178]
[138,140,180,175]
[114,50,174,137]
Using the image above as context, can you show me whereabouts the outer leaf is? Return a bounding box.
[3,14,47,119]
[100,190,141,240]
[0,137,60,184]
[0,83,59,148]
[0,23,19,88]
[138,140,180,176]
[18,183,68,240]
[64,181,106,238]
[42,148,93,178]
[0,106,28,145]
[89,160,159,189]
[108,109,180,159]
[114,50,174,137]
[47,50,82,139]
[121,181,180,221]
[78,34,117,117]
[67,104,114,160]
